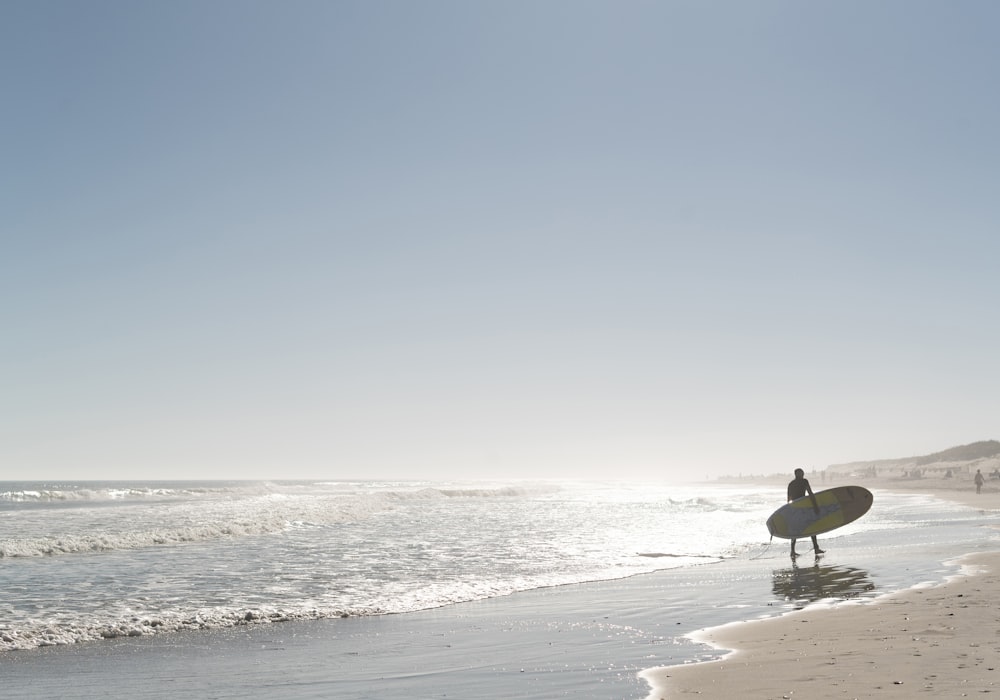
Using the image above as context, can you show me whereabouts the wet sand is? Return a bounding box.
[643,478,1000,699]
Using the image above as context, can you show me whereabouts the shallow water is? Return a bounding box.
[0,479,776,648]
[0,480,997,698]
[0,480,992,646]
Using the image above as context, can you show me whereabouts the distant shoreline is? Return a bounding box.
[711,472,1000,511]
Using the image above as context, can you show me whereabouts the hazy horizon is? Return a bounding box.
[4,2,999,482]
[2,438,991,483]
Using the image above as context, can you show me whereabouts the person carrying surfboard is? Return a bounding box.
[787,468,825,557]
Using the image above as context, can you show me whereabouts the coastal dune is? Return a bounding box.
[643,481,1000,699]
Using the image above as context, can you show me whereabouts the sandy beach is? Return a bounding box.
[644,477,1000,699]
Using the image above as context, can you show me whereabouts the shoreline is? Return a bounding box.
[642,478,1000,699]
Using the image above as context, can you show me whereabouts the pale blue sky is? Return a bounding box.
[3,1,998,481]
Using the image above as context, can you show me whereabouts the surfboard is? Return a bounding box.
[766,486,873,539]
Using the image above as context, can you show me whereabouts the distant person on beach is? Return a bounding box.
[975,469,985,494]
[787,468,825,557]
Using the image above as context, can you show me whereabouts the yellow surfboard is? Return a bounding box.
[766,486,873,539]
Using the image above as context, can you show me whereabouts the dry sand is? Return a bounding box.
[643,478,1000,700]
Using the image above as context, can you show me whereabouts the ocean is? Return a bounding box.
[0,479,996,698]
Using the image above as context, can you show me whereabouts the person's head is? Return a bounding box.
[794,468,805,479]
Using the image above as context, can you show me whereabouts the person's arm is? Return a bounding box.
[806,482,820,514]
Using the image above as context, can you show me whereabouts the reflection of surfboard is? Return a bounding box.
[771,564,875,603]
[771,563,875,603]
[766,486,873,539]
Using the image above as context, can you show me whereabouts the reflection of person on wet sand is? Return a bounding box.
[773,562,875,605]
[787,468,825,557]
